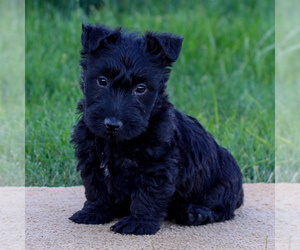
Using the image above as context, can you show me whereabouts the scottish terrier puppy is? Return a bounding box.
[69,24,244,235]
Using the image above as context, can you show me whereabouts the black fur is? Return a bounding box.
[69,24,244,235]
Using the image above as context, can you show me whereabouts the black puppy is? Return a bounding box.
[69,24,244,235]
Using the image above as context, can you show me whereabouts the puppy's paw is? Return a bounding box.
[69,210,112,225]
[111,216,160,235]
[180,204,214,226]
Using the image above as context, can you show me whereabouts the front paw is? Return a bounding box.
[111,216,160,235]
[69,210,112,225]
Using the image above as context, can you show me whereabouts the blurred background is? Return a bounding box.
[25,0,275,186]
[0,0,25,186]
[276,0,300,182]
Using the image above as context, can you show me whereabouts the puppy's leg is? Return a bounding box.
[69,168,116,224]
[177,182,243,226]
[70,121,120,224]
[111,166,176,235]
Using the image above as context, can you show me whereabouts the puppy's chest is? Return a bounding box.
[97,145,141,192]
[100,155,138,178]
[96,140,167,193]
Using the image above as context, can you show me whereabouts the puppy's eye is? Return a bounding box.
[134,84,147,95]
[97,77,108,87]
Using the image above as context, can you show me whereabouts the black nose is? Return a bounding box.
[104,118,123,132]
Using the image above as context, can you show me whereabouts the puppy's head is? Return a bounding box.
[79,24,183,141]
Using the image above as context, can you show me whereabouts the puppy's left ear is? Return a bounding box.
[81,24,121,53]
[144,32,184,65]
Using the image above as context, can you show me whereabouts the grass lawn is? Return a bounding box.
[25,0,275,186]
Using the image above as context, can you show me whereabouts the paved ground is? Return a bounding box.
[1,183,300,249]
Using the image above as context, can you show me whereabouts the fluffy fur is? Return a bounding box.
[69,24,244,235]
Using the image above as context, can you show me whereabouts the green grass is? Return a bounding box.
[25,0,275,186]
[0,0,25,186]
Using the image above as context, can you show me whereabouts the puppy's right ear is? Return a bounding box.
[81,24,121,53]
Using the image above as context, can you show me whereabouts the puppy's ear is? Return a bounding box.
[144,32,184,65]
[81,24,121,53]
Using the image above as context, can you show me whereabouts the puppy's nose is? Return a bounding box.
[104,118,123,132]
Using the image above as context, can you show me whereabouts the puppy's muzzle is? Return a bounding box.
[104,117,123,132]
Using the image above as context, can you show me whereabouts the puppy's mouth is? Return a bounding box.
[107,133,118,141]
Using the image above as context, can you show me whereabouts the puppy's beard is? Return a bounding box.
[107,134,116,141]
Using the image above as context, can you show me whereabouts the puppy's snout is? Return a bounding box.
[104,118,123,132]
